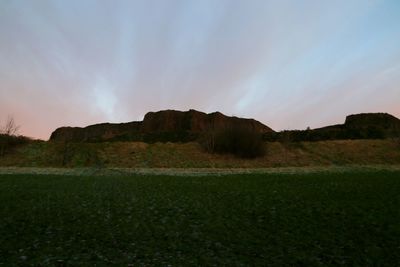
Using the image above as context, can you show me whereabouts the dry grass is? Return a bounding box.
[0,139,399,168]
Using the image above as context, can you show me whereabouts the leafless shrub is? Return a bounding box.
[0,116,28,157]
[200,126,266,158]
[1,115,20,136]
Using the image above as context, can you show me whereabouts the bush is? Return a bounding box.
[200,126,266,158]
[0,134,31,156]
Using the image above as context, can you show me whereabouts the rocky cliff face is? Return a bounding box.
[50,109,273,142]
[343,113,400,138]
[50,122,142,142]
[345,113,400,130]
[141,109,272,133]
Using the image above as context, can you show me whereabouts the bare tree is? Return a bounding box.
[1,115,20,136]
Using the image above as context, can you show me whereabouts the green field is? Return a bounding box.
[1,171,400,266]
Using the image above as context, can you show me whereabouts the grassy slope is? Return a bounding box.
[0,139,399,168]
[1,171,399,266]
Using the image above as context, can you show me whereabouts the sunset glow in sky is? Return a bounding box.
[1,0,400,139]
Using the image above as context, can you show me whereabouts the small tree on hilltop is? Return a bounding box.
[0,116,27,157]
[1,115,20,136]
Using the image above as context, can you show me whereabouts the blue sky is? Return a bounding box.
[1,0,399,139]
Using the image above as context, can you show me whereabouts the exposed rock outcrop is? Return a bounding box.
[50,109,273,142]
[264,112,400,142]
[141,109,271,133]
[50,122,142,142]
[344,113,400,132]
[50,110,400,143]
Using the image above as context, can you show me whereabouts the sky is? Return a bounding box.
[1,0,400,140]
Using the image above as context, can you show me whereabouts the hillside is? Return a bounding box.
[2,111,400,168]
[1,139,399,168]
[50,109,273,142]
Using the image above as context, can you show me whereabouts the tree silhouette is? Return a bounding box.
[1,115,20,136]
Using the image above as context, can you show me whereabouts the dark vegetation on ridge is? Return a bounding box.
[0,116,33,157]
[264,113,400,142]
[0,134,32,157]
